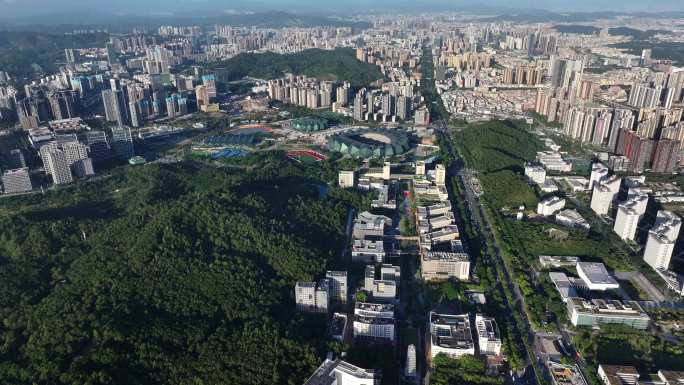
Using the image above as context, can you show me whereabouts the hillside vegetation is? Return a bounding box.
[0,153,366,384]
[207,47,383,88]
[0,31,108,79]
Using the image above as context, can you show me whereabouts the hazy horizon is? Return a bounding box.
[1,0,684,20]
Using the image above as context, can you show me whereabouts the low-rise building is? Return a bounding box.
[549,362,588,385]
[326,271,348,304]
[330,313,348,342]
[475,314,501,356]
[304,358,381,385]
[429,312,475,360]
[353,302,395,342]
[555,209,590,229]
[567,298,650,329]
[576,262,619,291]
[597,365,684,385]
[537,196,566,216]
[295,280,330,313]
[339,170,355,188]
[525,162,547,185]
[352,239,385,263]
[539,255,580,268]
[421,252,470,281]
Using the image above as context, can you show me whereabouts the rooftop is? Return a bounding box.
[576,262,619,287]
[303,358,379,385]
[430,312,474,349]
[568,298,647,317]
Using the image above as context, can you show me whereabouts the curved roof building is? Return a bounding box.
[328,129,410,158]
[292,117,329,132]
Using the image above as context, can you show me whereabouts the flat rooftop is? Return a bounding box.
[569,298,647,317]
[577,262,618,286]
[430,312,473,349]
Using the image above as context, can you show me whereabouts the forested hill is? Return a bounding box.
[0,31,108,79]
[207,47,384,88]
[0,153,367,384]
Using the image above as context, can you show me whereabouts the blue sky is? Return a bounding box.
[1,0,683,18]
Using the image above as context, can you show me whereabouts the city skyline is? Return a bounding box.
[1,0,684,21]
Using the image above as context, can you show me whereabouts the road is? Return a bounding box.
[421,42,543,384]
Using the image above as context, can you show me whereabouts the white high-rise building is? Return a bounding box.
[613,194,648,241]
[589,162,609,190]
[44,148,73,185]
[614,205,641,241]
[590,175,621,216]
[643,211,681,270]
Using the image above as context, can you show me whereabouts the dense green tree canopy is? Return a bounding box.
[0,154,364,384]
[206,48,383,88]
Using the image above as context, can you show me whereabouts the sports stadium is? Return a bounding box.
[291,117,329,132]
[328,129,410,158]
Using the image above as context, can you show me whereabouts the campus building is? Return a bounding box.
[567,298,650,329]
[429,311,475,360]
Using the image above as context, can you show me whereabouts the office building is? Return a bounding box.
[429,311,475,360]
[380,264,400,282]
[537,196,565,216]
[525,162,547,185]
[643,211,681,270]
[326,271,348,304]
[303,358,381,385]
[85,130,111,161]
[353,302,395,342]
[61,141,89,166]
[73,158,95,177]
[339,171,355,188]
[567,298,650,329]
[2,168,32,194]
[295,280,329,313]
[598,365,684,385]
[576,262,619,291]
[475,314,501,356]
[43,148,73,185]
[421,252,470,281]
[111,126,135,159]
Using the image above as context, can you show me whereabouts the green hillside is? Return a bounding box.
[208,47,383,88]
